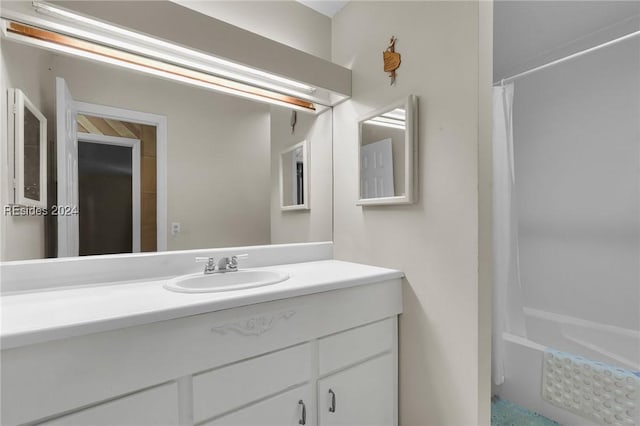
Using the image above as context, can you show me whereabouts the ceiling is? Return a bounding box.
[296,0,349,17]
[494,1,640,80]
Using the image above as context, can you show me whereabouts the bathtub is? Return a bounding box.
[495,308,640,426]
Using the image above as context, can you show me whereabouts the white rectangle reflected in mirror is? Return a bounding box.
[358,95,418,206]
[280,140,309,210]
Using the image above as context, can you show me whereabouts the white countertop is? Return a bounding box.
[1,260,403,349]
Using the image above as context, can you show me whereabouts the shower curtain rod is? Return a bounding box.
[494,29,640,86]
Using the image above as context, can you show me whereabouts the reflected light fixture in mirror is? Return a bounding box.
[1,1,319,112]
[364,108,406,130]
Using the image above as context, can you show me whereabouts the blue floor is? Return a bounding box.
[491,398,561,426]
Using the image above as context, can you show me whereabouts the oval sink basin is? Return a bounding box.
[164,270,289,293]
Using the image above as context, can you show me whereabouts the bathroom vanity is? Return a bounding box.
[1,248,403,426]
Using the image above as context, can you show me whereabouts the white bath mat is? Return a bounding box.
[542,349,640,425]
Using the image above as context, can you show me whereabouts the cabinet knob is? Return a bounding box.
[298,399,306,425]
[328,389,336,413]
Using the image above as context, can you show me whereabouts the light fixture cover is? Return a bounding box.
[2,1,324,112]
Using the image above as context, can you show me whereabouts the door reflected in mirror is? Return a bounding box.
[358,95,418,206]
[280,140,309,210]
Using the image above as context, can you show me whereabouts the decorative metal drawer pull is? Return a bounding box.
[329,388,336,412]
[298,399,306,425]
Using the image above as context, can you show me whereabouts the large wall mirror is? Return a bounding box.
[1,34,333,261]
[358,95,418,206]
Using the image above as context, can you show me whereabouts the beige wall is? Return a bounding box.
[270,107,332,244]
[331,2,491,425]
[1,41,273,257]
[478,1,493,422]
[172,0,332,60]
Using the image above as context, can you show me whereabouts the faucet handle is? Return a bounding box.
[231,253,248,262]
[230,254,248,268]
[195,256,215,264]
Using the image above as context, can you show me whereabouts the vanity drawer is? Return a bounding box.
[37,382,179,426]
[318,318,395,376]
[193,343,311,423]
[201,384,312,426]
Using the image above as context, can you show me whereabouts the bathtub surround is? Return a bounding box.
[332,2,493,425]
[493,2,640,425]
[513,35,640,334]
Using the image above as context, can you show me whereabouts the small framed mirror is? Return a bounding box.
[357,95,418,206]
[280,140,309,211]
[8,88,47,208]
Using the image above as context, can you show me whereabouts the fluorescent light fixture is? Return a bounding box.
[32,1,317,94]
[2,20,316,111]
[364,107,406,129]
[2,2,321,111]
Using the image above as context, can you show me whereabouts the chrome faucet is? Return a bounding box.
[195,254,248,274]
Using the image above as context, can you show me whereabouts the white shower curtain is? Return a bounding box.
[492,83,527,386]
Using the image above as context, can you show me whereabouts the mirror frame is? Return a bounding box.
[357,94,418,206]
[9,88,48,208]
[279,139,309,211]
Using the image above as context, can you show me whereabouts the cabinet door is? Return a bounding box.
[203,384,312,426]
[318,353,394,426]
[38,382,179,426]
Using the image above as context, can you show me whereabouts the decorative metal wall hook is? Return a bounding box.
[383,36,401,85]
